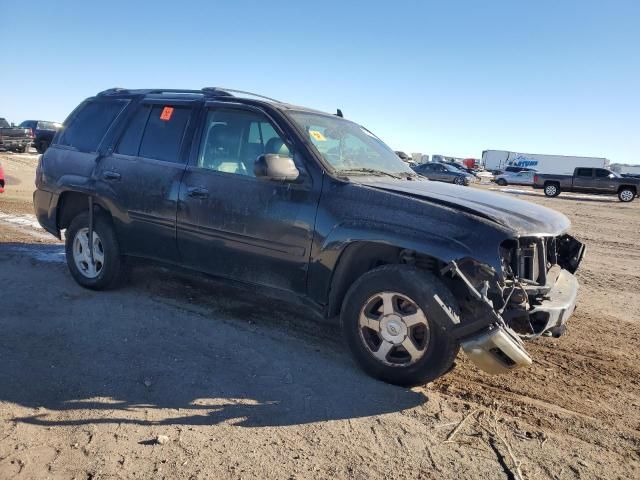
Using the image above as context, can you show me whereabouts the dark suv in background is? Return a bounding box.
[33,87,584,386]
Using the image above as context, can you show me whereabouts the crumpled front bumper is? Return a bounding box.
[459,269,579,374]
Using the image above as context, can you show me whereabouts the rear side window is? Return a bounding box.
[57,100,126,152]
[138,105,191,163]
[575,168,592,177]
[116,106,151,156]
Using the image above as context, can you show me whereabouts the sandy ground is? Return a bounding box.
[0,152,639,479]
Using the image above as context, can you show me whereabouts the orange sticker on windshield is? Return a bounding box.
[309,130,326,141]
[160,106,174,121]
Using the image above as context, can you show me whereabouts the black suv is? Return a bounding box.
[34,87,584,386]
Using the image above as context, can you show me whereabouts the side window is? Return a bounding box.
[576,168,592,177]
[595,169,610,178]
[116,106,151,156]
[138,105,191,163]
[198,108,288,176]
[57,100,127,152]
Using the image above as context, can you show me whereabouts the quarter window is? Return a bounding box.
[198,109,288,176]
[138,105,191,163]
[57,100,127,152]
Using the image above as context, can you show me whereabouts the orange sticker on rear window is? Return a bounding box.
[160,107,174,121]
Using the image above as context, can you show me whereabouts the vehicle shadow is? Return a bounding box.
[0,243,427,430]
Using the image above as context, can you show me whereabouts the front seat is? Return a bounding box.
[264,137,290,157]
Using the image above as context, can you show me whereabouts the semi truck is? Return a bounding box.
[482,150,608,175]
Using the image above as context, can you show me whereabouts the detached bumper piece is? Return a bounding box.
[461,324,532,374]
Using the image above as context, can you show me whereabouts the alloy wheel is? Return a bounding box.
[358,292,430,367]
[72,227,105,279]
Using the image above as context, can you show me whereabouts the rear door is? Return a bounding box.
[176,104,318,293]
[94,98,199,261]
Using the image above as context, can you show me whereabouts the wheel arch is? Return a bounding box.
[322,234,471,318]
[618,184,637,194]
[57,190,114,231]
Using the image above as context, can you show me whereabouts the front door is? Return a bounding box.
[176,105,318,293]
[94,100,198,261]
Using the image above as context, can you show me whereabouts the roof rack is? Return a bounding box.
[97,87,282,103]
[204,87,282,103]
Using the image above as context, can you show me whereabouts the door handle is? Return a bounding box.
[187,186,209,199]
[102,171,121,181]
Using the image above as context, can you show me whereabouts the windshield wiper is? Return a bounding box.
[335,168,404,180]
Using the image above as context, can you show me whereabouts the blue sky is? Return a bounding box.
[2,0,639,164]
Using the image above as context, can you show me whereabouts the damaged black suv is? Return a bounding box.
[33,87,585,386]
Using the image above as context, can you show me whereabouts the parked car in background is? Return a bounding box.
[34,86,584,386]
[19,120,62,154]
[395,151,416,167]
[533,167,639,202]
[412,162,474,185]
[0,118,33,153]
[494,170,536,186]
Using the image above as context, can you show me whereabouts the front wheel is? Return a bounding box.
[341,265,459,386]
[496,179,507,186]
[454,176,465,185]
[65,211,126,290]
[618,188,636,203]
[544,183,560,197]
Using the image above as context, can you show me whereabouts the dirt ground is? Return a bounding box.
[0,151,638,480]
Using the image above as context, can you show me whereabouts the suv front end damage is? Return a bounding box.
[441,233,584,374]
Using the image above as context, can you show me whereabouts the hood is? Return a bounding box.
[360,178,570,236]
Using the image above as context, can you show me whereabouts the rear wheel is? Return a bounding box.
[341,265,459,386]
[496,178,507,186]
[544,183,560,197]
[618,188,636,202]
[65,211,126,290]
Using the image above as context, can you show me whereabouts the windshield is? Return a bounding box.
[37,121,60,130]
[289,111,413,176]
[441,163,463,173]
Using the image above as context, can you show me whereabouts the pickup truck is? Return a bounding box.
[0,118,33,153]
[19,120,62,154]
[534,167,639,202]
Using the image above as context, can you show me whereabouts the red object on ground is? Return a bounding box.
[0,163,5,193]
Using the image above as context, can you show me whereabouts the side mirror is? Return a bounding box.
[254,154,300,181]
[608,173,615,179]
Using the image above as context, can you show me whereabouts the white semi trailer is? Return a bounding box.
[482,150,609,175]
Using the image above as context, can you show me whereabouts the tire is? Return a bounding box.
[36,141,49,154]
[454,176,465,185]
[544,183,560,197]
[618,188,636,203]
[496,179,507,186]
[65,211,126,290]
[341,264,460,386]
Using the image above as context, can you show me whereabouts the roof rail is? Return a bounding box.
[96,87,281,103]
[97,88,131,96]
[203,87,282,103]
